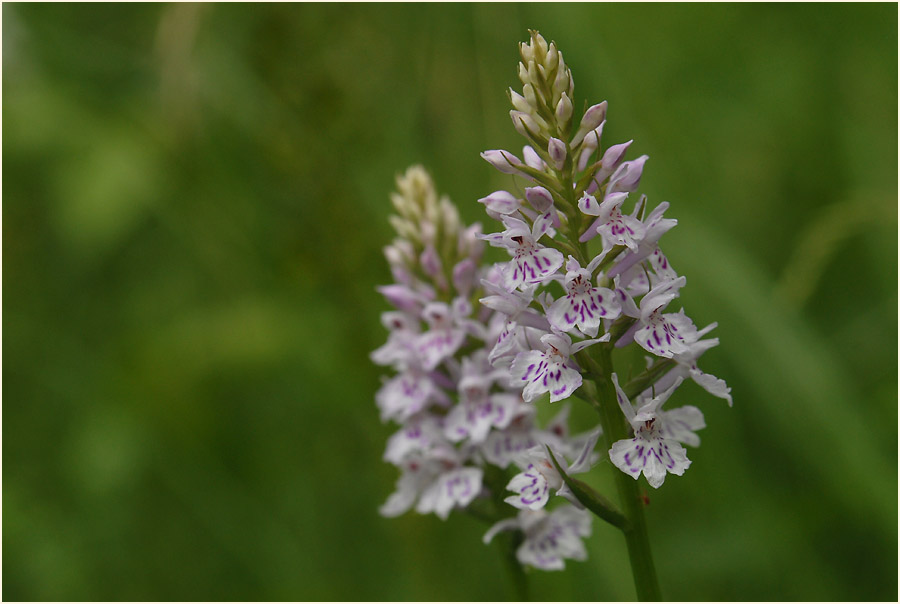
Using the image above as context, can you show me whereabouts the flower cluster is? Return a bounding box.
[374,31,731,575]
[374,166,596,570]
[477,30,732,491]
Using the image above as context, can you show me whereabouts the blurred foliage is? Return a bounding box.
[3,3,897,601]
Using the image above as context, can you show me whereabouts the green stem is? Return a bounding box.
[499,532,529,601]
[476,464,530,600]
[547,448,629,531]
[589,344,662,601]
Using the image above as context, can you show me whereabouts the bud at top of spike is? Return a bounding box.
[555,92,574,132]
[527,30,549,65]
[548,138,567,171]
[510,88,531,113]
[546,42,559,72]
[572,102,608,147]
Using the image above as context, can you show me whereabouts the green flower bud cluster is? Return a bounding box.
[388,165,458,247]
[509,30,574,146]
[385,166,482,298]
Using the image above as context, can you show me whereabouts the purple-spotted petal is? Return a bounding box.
[417,467,483,520]
[609,435,690,489]
[505,466,551,510]
[481,429,541,468]
[547,288,620,337]
[516,506,591,571]
[376,371,436,422]
[503,246,564,291]
[635,312,695,358]
[545,363,582,403]
[578,193,602,216]
[510,350,549,402]
[598,210,646,252]
[488,320,520,365]
[531,211,556,239]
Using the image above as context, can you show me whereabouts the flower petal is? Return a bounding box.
[635,317,692,358]
[418,467,483,520]
[578,193,602,216]
[610,373,636,425]
[609,435,691,489]
[505,466,551,510]
[545,363,582,403]
[510,350,549,402]
[690,368,733,406]
[503,246,564,291]
[567,427,603,474]
[417,328,467,370]
[659,405,706,447]
[375,371,435,423]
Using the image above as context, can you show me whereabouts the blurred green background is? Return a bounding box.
[3,3,897,601]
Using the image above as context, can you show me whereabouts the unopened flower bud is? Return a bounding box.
[581,102,609,132]
[389,192,405,213]
[519,41,533,64]
[525,186,554,213]
[586,139,635,194]
[527,60,540,87]
[546,42,559,72]
[555,54,572,99]
[478,190,520,215]
[510,88,530,113]
[452,258,477,297]
[547,138,567,170]
[607,155,649,194]
[529,30,549,64]
[390,192,418,221]
[384,245,411,285]
[440,197,460,240]
[396,166,438,214]
[518,61,529,85]
[523,83,538,108]
[384,239,415,264]
[511,110,541,139]
[394,239,415,262]
[481,149,524,175]
[601,140,633,172]
[420,245,443,279]
[377,284,427,313]
[419,217,436,245]
[522,146,545,171]
[555,92,573,129]
[572,102,608,147]
[389,216,419,242]
[582,122,605,152]
[577,122,605,171]
[457,223,484,259]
